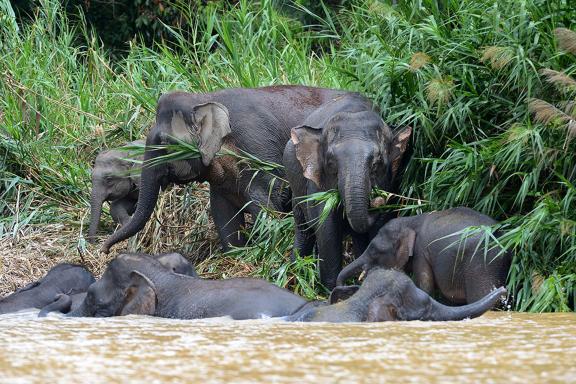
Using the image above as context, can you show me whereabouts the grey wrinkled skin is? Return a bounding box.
[88,140,144,242]
[68,253,308,320]
[337,207,512,304]
[39,252,195,317]
[289,268,507,323]
[101,86,352,254]
[0,264,95,315]
[283,93,412,289]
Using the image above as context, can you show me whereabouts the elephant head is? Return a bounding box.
[291,112,411,234]
[67,252,194,317]
[101,100,231,253]
[88,141,143,242]
[357,269,507,321]
[337,223,415,286]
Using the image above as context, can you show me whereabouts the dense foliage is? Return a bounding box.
[1,0,574,310]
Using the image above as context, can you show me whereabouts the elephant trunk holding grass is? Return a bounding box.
[290,268,507,322]
[101,86,350,254]
[88,140,144,242]
[68,253,308,319]
[283,93,411,289]
[337,207,512,304]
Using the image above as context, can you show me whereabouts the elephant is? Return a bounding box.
[288,268,507,322]
[38,252,197,317]
[88,140,144,242]
[0,263,95,315]
[336,207,513,304]
[283,93,412,288]
[68,253,309,319]
[100,86,352,254]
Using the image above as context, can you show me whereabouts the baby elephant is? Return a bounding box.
[337,207,512,304]
[38,252,196,317]
[68,253,308,319]
[290,268,506,322]
[0,263,95,315]
[88,140,144,242]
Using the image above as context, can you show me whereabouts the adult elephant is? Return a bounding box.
[38,252,197,317]
[0,264,95,315]
[101,86,349,254]
[283,93,411,288]
[336,207,512,304]
[68,253,308,319]
[288,268,507,322]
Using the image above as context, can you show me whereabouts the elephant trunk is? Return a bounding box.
[425,287,507,321]
[336,254,368,286]
[100,147,165,254]
[87,186,106,242]
[340,165,371,234]
[66,299,92,317]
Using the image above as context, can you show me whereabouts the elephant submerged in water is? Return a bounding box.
[101,86,352,253]
[337,207,512,304]
[0,263,95,315]
[88,140,144,241]
[68,253,308,319]
[289,268,507,322]
[283,93,411,288]
[38,252,196,317]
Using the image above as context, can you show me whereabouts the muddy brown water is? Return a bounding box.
[0,312,574,383]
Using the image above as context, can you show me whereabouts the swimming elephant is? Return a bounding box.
[38,252,197,317]
[336,207,512,304]
[101,86,352,253]
[283,93,412,288]
[0,263,95,315]
[68,253,308,319]
[88,140,144,242]
[289,268,507,322]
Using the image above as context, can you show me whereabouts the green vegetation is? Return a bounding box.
[1,0,575,309]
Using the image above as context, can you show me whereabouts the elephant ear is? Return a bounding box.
[366,295,398,322]
[120,271,157,316]
[389,126,412,180]
[329,285,360,304]
[291,125,323,188]
[193,102,231,167]
[395,227,416,268]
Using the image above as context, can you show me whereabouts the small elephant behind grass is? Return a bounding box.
[289,268,507,322]
[337,207,512,305]
[88,140,144,242]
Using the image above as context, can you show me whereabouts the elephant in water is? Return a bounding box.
[88,140,144,242]
[336,207,512,304]
[0,264,95,315]
[100,86,352,254]
[289,268,507,322]
[68,253,308,319]
[38,252,196,317]
[283,93,411,289]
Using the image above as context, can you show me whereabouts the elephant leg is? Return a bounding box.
[315,211,343,290]
[413,257,435,295]
[210,190,246,251]
[110,198,134,226]
[291,197,316,261]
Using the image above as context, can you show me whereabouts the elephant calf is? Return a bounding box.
[289,268,506,322]
[0,263,95,315]
[88,140,144,242]
[337,207,512,304]
[69,253,308,319]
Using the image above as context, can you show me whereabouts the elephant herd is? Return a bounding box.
[2,85,512,323]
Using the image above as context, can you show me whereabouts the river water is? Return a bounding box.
[0,311,574,383]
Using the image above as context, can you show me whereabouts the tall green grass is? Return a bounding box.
[1,0,574,310]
